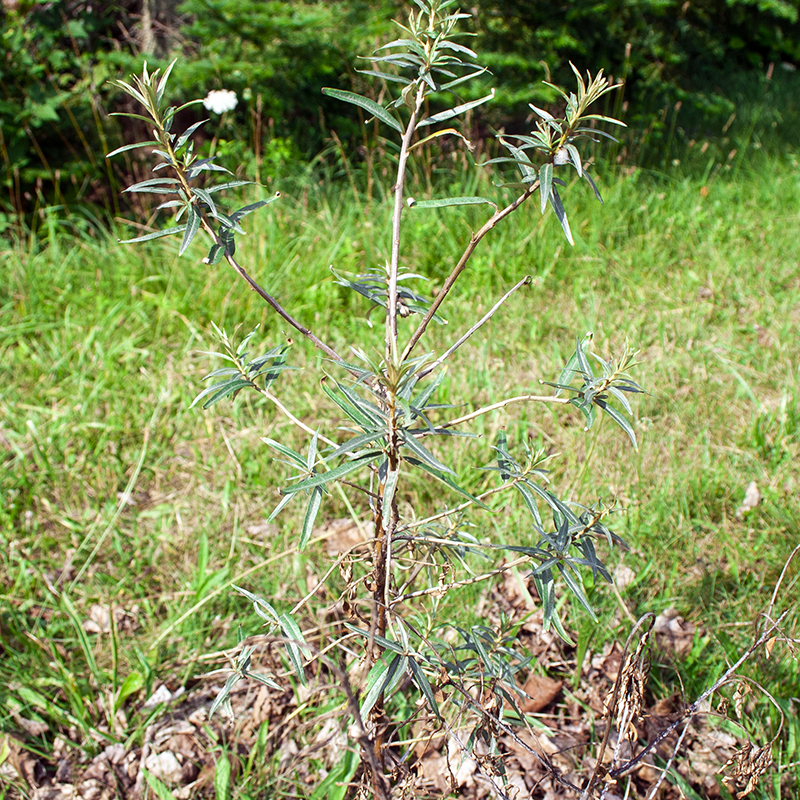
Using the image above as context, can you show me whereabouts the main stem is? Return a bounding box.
[386,86,425,363]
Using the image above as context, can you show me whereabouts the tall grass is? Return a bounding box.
[1,155,798,794]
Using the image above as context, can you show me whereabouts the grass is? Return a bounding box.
[1,151,799,798]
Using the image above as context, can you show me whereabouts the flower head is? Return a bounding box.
[203,89,238,115]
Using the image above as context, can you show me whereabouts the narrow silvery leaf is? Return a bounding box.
[556,563,598,620]
[175,119,208,152]
[439,68,488,92]
[233,584,280,624]
[360,654,405,717]
[529,103,554,121]
[282,453,379,495]
[408,658,441,719]
[206,180,255,194]
[179,205,201,256]
[261,438,309,469]
[401,433,453,475]
[123,177,179,193]
[117,225,186,245]
[382,468,400,529]
[565,143,582,176]
[549,186,573,245]
[321,88,402,133]
[417,90,494,127]
[598,401,638,449]
[307,430,319,470]
[404,457,489,509]
[232,194,281,221]
[201,378,253,408]
[267,491,294,523]
[299,487,323,551]
[192,187,217,218]
[539,163,553,214]
[278,613,309,685]
[410,196,497,211]
[344,623,405,655]
[356,69,412,85]
[106,140,160,158]
[583,171,604,203]
[607,385,633,415]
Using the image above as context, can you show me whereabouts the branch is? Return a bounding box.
[418,275,532,379]
[435,393,571,431]
[401,180,539,361]
[199,218,345,364]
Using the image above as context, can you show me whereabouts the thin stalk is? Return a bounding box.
[434,393,571,431]
[418,275,532,379]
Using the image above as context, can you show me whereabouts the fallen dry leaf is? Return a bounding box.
[518,673,563,713]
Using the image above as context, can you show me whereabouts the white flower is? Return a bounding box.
[203,89,238,115]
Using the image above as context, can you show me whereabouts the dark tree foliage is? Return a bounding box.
[471,0,800,128]
[1,0,798,219]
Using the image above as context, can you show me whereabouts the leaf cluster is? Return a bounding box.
[108,62,279,260]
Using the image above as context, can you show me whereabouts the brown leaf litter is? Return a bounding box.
[0,571,777,799]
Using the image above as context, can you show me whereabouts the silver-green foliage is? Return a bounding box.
[109,0,642,792]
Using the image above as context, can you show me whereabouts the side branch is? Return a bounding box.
[200,219,344,364]
[402,180,539,360]
[418,275,531,379]
[436,393,571,431]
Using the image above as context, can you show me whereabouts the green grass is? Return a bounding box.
[1,154,799,797]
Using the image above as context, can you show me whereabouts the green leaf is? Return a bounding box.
[233,585,280,624]
[321,88,402,133]
[175,119,208,152]
[417,90,495,127]
[356,69,412,86]
[232,194,281,221]
[214,755,231,800]
[117,225,186,245]
[556,563,598,621]
[114,671,144,712]
[179,205,202,256]
[299,487,323,551]
[597,400,638,449]
[402,432,454,475]
[382,467,400,530]
[360,654,405,717]
[344,623,405,655]
[539,163,553,214]
[190,378,253,409]
[549,186,574,245]
[144,770,178,800]
[267,491,295,523]
[204,243,225,265]
[106,140,160,158]
[311,748,359,800]
[564,143,582,176]
[249,672,282,691]
[261,438,307,469]
[583,171,604,204]
[408,657,441,719]
[123,178,180,193]
[404,457,489,509]
[206,180,255,194]
[282,453,379,495]
[410,196,497,211]
[278,613,309,685]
